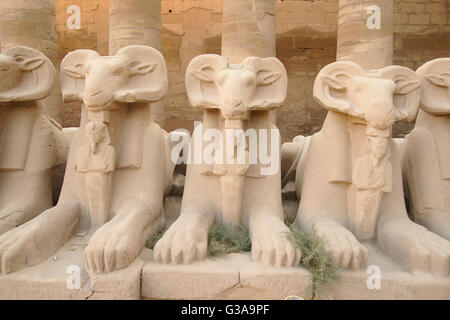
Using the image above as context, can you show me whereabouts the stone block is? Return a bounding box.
[0,238,150,300]
[141,245,450,300]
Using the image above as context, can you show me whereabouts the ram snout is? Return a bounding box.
[218,69,256,120]
[82,57,129,109]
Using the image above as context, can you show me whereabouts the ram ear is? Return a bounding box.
[17,57,45,72]
[380,65,421,122]
[128,60,156,76]
[256,70,281,86]
[61,49,100,102]
[114,45,168,103]
[0,46,55,103]
[416,58,450,115]
[185,54,227,109]
[313,60,365,118]
[321,75,346,90]
[244,57,287,110]
[425,74,447,87]
[63,66,85,79]
[395,79,421,95]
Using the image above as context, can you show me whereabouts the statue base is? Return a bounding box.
[0,242,449,300]
[0,236,147,300]
[142,244,450,300]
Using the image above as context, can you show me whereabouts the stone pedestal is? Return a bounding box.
[1,244,448,300]
[142,252,312,300]
[142,245,450,300]
[0,236,148,300]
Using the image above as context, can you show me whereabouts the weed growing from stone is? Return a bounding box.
[207,223,251,256]
[285,223,339,299]
[146,229,165,249]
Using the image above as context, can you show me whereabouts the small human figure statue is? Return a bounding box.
[351,103,394,239]
[76,120,115,227]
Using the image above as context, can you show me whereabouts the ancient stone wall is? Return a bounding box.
[53,0,450,140]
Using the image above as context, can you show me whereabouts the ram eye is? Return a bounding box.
[246,79,255,86]
[0,66,9,72]
[113,67,124,76]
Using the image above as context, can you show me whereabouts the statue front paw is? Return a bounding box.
[0,203,79,274]
[251,216,302,267]
[314,221,368,270]
[0,207,37,236]
[378,217,450,276]
[153,214,209,264]
[84,217,142,273]
[0,222,41,274]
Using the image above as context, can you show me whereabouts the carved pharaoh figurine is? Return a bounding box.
[290,61,450,276]
[154,54,302,267]
[0,46,68,235]
[402,58,450,240]
[0,45,180,274]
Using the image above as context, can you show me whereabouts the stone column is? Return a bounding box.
[337,0,393,69]
[221,0,276,121]
[109,0,164,126]
[221,0,275,64]
[0,0,62,122]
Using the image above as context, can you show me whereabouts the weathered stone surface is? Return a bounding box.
[142,252,311,300]
[0,239,90,300]
[0,241,152,300]
[324,245,450,300]
[88,249,150,300]
[142,245,450,300]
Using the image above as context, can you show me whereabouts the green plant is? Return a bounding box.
[208,223,251,256]
[146,229,165,249]
[285,224,339,299]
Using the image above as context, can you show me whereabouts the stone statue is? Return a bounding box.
[402,58,450,241]
[0,46,68,235]
[0,45,179,274]
[154,54,302,267]
[294,61,450,276]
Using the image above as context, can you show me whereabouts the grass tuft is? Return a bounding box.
[208,223,251,256]
[146,229,165,249]
[285,223,339,299]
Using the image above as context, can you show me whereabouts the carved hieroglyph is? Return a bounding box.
[403,58,450,240]
[295,60,450,276]
[154,54,302,267]
[0,46,68,236]
[0,45,179,274]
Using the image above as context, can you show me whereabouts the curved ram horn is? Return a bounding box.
[0,46,55,103]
